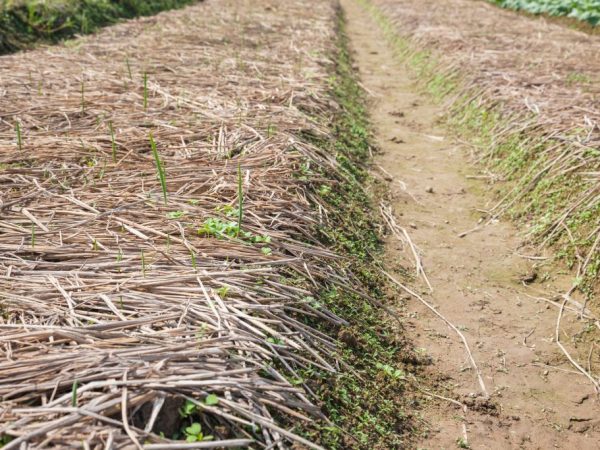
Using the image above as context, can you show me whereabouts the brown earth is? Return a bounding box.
[341,0,600,448]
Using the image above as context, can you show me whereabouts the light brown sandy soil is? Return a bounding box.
[341,0,600,448]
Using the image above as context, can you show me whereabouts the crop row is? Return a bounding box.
[489,0,600,25]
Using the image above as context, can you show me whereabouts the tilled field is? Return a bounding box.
[0,0,370,447]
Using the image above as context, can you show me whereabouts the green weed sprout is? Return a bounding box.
[237,163,243,237]
[149,133,168,205]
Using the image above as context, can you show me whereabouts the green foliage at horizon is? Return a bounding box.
[0,0,201,54]
[489,0,600,25]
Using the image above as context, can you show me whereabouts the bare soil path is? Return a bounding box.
[341,0,600,448]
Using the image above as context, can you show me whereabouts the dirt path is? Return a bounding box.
[341,0,600,448]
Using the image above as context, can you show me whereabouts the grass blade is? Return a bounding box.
[143,71,148,110]
[126,57,133,81]
[71,380,78,407]
[237,162,243,237]
[190,250,197,270]
[141,250,146,277]
[16,121,22,151]
[81,79,85,114]
[109,121,117,162]
[149,133,168,205]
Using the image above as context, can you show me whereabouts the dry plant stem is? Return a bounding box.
[409,380,467,412]
[121,372,144,450]
[380,202,432,292]
[555,298,600,394]
[383,270,489,398]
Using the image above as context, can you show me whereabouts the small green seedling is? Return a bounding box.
[109,121,117,162]
[205,394,219,406]
[166,210,185,219]
[141,250,146,276]
[71,380,78,407]
[184,423,213,443]
[81,80,85,113]
[215,286,229,298]
[179,399,196,418]
[376,362,405,380]
[190,250,197,270]
[143,72,148,110]
[31,223,35,248]
[456,437,470,449]
[236,163,243,237]
[198,218,239,238]
[149,133,168,205]
[15,121,22,151]
[126,57,133,80]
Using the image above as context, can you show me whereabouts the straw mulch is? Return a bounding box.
[374,0,600,284]
[0,0,350,447]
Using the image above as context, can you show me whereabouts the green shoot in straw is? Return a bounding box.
[190,250,197,270]
[237,162,243,237]
[149,133,168,205]
[71,380,78,407]
[109,121,117,162]
[141,250,146,276]
[16,121,22,151]
[126,57,133,81]
[31,223,35,248]
[143,72,148,110]
[81,80,85,114]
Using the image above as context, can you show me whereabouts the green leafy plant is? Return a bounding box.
[183,423,213,443]
[456,437,470,449]
[266,336,284,345]
[0,0,200,55]
[149,133,168,205]
[204,394,219,406]
[215,286,229,298]
[179,399,196,418]
[166,210,186,219]
[489,0,600,25]
[216,204,238,217]
[198,218,239,238]
[376,362,405,380]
